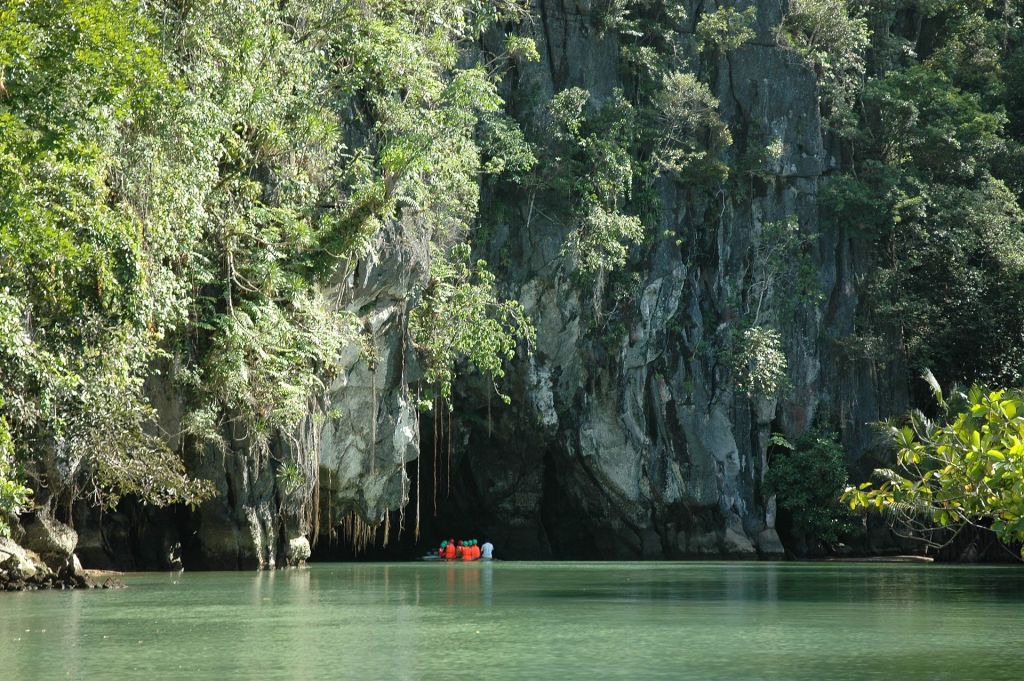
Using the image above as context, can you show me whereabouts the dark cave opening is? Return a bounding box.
[310,414,497,562]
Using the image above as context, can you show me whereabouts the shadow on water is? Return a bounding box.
[528,563,1024,605]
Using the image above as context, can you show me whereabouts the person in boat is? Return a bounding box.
[480,539,494,560]
[470,540,481,560]
[442,539,457,560]
[461,540,475,561]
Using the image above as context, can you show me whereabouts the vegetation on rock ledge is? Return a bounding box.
[0,0,535,530]
[2,0,1024,561]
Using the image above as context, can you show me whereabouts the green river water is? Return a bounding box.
[1,561,1022,680]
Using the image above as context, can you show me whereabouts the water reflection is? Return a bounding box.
[1,563,1023,681]
[482,563,493,608]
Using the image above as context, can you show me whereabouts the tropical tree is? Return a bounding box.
[0,0,537,533]
[846,374,1024,558]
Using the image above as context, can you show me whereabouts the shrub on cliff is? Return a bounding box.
[767,431,855,551]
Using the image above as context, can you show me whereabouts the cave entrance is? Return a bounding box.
[310,413,491,562]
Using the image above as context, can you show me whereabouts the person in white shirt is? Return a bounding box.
[480,540,494,559]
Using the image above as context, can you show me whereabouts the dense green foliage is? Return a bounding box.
[650,71,732,183]
[793,1,1024,555]
[4,0,1024,556]
[0,0,534,524]
[767,431,854,548]
[819,0,1024,389]
[584,0,1024,554]
[731,327,789,399]
[543,87,644,274]
[410,244,535,405]
[696,6,757,53]
[0,0,214,513]
[0,407,31,536]
[778,0,869,129]
[847,379,1024,555]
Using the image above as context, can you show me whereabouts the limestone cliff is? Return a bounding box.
[437,0,906,559]
[73,0,912,567]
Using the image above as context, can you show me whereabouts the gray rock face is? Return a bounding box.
[0,535,116,591]
[175,0,895,563]
[21,511,78,571]
[72,1,907,566]
[315,217,427,540]
[0,537,41,580]
[182,221,426,568]
[74,221,427,570]
[432,0,889,559]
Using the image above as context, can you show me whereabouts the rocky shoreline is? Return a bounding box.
[1,513,125,592]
